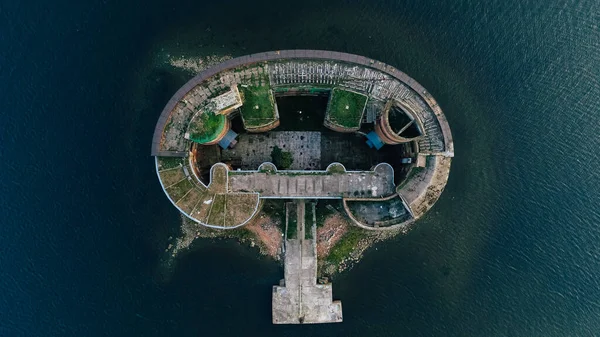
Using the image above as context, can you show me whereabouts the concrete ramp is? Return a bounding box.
[272,201,343,324]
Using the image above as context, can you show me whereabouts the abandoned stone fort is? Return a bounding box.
[151,50,454,324]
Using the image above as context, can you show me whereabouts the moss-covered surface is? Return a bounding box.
[305,203,314,240]
[315,200,339,227]
[207,194,227,227]
[187,109,226,144]
[287,204,297,239]
[326,163,346,174]
[270,145,293,169]
[238,76,277,128]
[157,157,184,170]
[326,88,368,129]
[262,199,287,232]
[325,226,368,265]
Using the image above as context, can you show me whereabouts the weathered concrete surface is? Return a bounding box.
[221,132,321,170]
[397,155,451,218]
[273,201,342,324]
[221,131,388,171]
[211,86,243,115]
[229,165,395,198]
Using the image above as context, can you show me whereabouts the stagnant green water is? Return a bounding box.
[1,0,598,335]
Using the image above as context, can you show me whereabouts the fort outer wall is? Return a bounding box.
[151,50,454,158]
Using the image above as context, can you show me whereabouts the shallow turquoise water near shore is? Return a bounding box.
[0,0,598,336]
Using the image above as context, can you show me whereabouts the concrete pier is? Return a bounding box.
[272,200,343,324]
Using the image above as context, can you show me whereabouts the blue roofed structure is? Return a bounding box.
[218,129,238,149]
[365,131,384,150]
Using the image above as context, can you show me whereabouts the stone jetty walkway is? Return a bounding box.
[272,200,343,324]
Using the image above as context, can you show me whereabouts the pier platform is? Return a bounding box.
[272,201,343,324]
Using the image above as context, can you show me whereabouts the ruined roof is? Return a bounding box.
[212,86,242,115]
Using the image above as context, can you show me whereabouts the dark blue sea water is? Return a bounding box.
[1,0,599,336]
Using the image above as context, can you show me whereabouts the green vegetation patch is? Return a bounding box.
[207,194,227,227]
[209,165,228,193]
[187,109,226,144]
[238,79,277,128]
[326,88,368,129]
[157,157,184,171]
[226,227,259,242]
[326,163,346,174]
[271,145,293,169]
[262,199,286,232]
[287,204,297,239]
[159,168,187,187]
[315,200,339,227]
[165,178,194,203]
[326,226,368,265]
[305,203,314,240]
[258,163,277,174]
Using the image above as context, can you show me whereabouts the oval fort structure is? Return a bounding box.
[152,50,454,231]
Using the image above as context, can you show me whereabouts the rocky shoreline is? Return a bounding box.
[166,215,283,260]
[168,54,232,74]
[166,207,411,278]
[320,227,406,276]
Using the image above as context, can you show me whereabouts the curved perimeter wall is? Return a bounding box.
[151,50,454,157]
